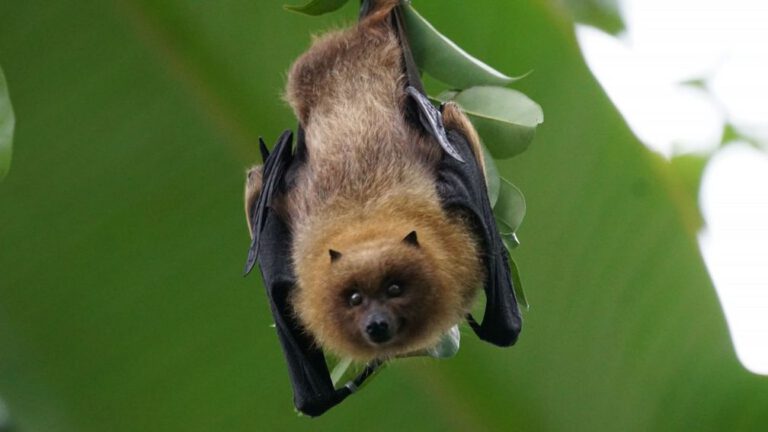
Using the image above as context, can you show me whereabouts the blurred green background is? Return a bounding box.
[1,1,766,431]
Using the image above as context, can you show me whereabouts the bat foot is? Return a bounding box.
[441,102,486,176]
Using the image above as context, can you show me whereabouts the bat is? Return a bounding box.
[243,0,521,416]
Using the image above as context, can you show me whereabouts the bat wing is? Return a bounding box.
[434,128,523,346]
[244,130,293,276]
[394,9,523,347]
[257,210,352,417]
[244,129,379,417]
[405,89,523,346]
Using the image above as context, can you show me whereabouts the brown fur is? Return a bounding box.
[244,165,262,238]
[246,0,487,361]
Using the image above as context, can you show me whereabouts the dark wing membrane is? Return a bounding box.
[244,130,379,416]
[257,212,352,417]
[435,128,522,346]
[244,130,293,275]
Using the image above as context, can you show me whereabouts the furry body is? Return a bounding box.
[246,0,487,361]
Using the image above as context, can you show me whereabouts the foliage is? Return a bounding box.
[560,0,624,34]
[284,0,349,16]
[0,65,14,181]
[445,86,543,159]
[401,2,517,89]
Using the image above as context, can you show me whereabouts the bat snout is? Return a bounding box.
[363,310,394,344]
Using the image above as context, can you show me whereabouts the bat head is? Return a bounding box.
[293,229,470,362]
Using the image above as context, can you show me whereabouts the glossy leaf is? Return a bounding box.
[508,255,528,310]
[453,86,543,159]
[284,0,350,16]
[0,65,14,181]
[330,357,354,386]
[482,142,500,207]
[330,358,384,393]
[494,176,526,235]
[502,231,520,249]
[0,396,10,432]
[435,90,458,103]
[562,0,625,35]
[402,3,519,88]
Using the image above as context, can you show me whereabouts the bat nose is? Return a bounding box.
[365,319,391,344]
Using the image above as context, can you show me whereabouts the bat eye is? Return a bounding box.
[386,284,403,298]
[349,292,363,307]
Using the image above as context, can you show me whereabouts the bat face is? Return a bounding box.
[293,230,462,361]
[336,251,434,351]
[327,241,443,360]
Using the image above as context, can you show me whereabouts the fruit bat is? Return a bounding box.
[243,0,521,417]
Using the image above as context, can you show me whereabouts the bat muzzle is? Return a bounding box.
[364,311,394,344]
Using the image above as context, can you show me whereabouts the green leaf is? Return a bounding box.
[453,86,543,159]
[0,65,14,181]
[501,232,520,249]
[435,90,458,103]
[494,177,526,235]
[330,357,354,386]
[0,396,10,432]
[330,358,385,397]
[562,0,625,35]
[284,0,350,16]
[508,255,528,310]
[482,142,500,207]
[402,3,520,88]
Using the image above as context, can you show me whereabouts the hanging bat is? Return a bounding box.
[243,0,522,416]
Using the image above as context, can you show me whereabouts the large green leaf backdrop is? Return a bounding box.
[1,1,765,431]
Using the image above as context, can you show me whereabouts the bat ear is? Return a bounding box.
[258,137,270,162]
[402,230,419,247]
[329,249,343,263]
